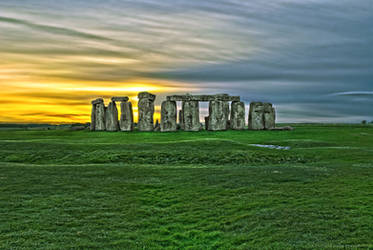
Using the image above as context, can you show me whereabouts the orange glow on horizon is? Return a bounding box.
[0,79,198,124]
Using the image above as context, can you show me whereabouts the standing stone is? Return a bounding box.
[183,101,201,131]
[204,116,209,130]
[138,92,155,131]
[231,101,245,130]
[179,109,184,130]
[90,104,96,131]
[248,102,265,130]
[207,100,229,131]
[161,101,177,132]
[264,103,276,130]
[105,101,119,131]
[154,120,160,131]
[119,102,133,131]
[95,102,106,131]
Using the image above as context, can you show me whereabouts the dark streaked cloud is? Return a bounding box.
[0,16,113,41]
[0,0,372,123]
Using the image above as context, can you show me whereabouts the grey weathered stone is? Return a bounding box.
[105,101,119,131]
[154,120,160,131]
[95,102,106,131]
[270,126,293,131]
[119,101,133,131]
[248,102,265,130]
[248,102,276,130]
[264,103,276,130]
[111,96,129,102]
[160,101,177,132]
[179,109,184,130]
[182,101,201,131]
[138,92,155,131]
[230,101,245,130]
[91,98,104,105]
[90,104,96,131]
[207,100,229,131]
[138,92,156,101]
[167,94,240,102]
[204,116,209,130]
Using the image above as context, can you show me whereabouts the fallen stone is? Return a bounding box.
[119,101,133,131]
[270,126,294,131]
[161,100,177,132]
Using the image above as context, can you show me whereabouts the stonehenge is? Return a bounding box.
[90,98,106,131]
[90,92,278,132]
[231,101,245,130]
[160,101,177,132]
[248,102,276,130]
[119,101,133,131]
[138,92,155,131]
[182,100,201,131]
[207,100,229,131]
[105,101,119,131]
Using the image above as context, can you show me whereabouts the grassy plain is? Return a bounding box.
[0,124,372,249]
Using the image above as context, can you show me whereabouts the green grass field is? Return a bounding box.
[1,124,372,249]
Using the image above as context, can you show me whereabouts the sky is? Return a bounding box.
[0,0,372,123]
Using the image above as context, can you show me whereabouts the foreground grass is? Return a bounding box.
[0,124,372,248]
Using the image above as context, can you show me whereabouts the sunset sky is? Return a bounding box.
[0,0,372,123]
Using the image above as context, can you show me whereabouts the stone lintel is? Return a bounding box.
[138,91,156,101]
[111,96,129,102]
[167,94,240,102]
[91,98,104,105]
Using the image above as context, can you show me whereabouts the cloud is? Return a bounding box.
[0,0,372,123]
[327,91,373,97]
[0,16,113,42]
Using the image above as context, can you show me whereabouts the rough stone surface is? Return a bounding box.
[91,98,104,105]
[138,92,155,131]
[167,94,240,102]
[160,101,177,132]
[90,104,96,131]
[230,101,245,130]
[270,126,293,131]
[154,120,160,131]
[95,102,106,131]
[179,110,184,130]
[248,102,276,130]
[264,103,276,130]
[111,96,129,102]
[204,116,209,130]
[248,102,265,130]
[105,101,119,131]
[207,100,229,131]
[119,101,133,131]
[138,92,156,101]
[182,101,201,131]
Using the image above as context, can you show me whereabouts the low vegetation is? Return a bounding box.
[0,124,372,248]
